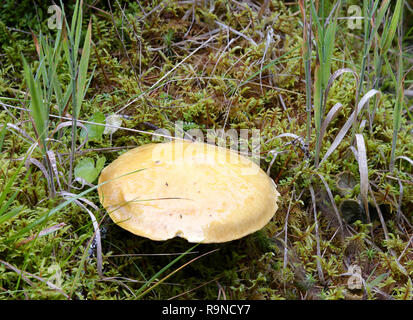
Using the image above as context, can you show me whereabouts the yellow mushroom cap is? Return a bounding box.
[98,140,280,243]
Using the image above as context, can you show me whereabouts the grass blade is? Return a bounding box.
[299,0,312,144]
[0,189,23,219]
[309,184,325,284]
[310,1,340,166]
[380,0,402,53]
[137,248,220,300]
[70,0,83,62]
[0,148,32,207]
[22,56,48,153]
[319,89,380,167]
[390,6,405,171]
[316,102,343,160]
[355,133,370,223]
[76,20,92,115]
[0,207,24,226]
[0,122,7,152]
[134,244,200,299]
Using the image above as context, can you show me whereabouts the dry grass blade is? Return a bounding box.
[25,157,53,196]
[398,233,413,262]
[54,121,89,152]
[319,89,381,166]
[16,223,66,247]
[264,133,307,150]
[61,191,103,276]
[265,133,308,174]
[215,20,257,46]
[0,260,34,287]
[368,185,388,241]
[324,68,359,102]
[0,101,18,121]
[394,155,413,167]
[355,133,370,224]
[309,184,325,284]
[101,277,136,298]
[283,188,294,269]
[46,150,62,191]
[132,242,200,299]
[316,102,343,163]
[266,149,287,175]
[316,173,344,240]
[298,0,312,144]
[260,26,275,93]
[72,177,95,189]
[5,123,35,143]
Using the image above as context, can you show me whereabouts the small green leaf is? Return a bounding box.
[74,156,106,183]
[80,111,105,141]
[366,273,389,289]
[0,206,24,225]
[95,156,106,172]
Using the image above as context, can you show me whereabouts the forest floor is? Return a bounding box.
[0,0,412,300]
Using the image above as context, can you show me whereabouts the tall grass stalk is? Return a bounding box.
[21,0,92,194]
[370,0,403,132]
[60,0,92,189]
[349,0,391,141]
[22,51,57,195]
[389,3,405,172]
[298,0,312,146]
[22,56,48,154]
[301,1,403,168]
[309,0,340,166]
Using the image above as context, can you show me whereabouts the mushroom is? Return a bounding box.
[98,140,280,243]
